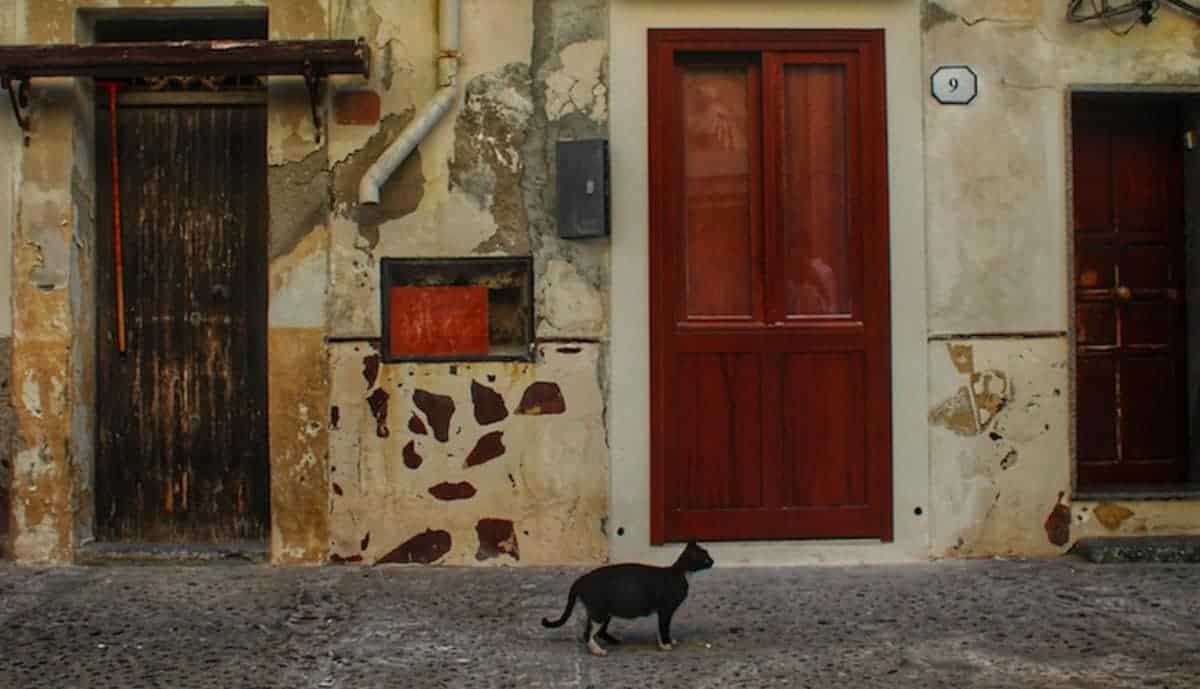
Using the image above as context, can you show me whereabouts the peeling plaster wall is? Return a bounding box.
[0,0,16,558]
[328,344,607,565]
[324,0,611,566]
[924,0,1200,556]
[928,338,1070,557]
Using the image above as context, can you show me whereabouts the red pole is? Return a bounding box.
[97,81,126,354]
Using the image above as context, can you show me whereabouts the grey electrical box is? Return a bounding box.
[556,138,610,239]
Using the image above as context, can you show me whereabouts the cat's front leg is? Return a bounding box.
[656,610,676,651]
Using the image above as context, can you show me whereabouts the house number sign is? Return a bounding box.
[930,65,978,105]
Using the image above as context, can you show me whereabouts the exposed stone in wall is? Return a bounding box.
[450,63,534,256]
[523,0,609,340]
[328,343,608,566]
[928,338,1069,557]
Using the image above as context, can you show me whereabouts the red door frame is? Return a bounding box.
[648,29,893,544]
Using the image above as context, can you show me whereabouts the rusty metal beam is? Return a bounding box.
[0,39,369,79]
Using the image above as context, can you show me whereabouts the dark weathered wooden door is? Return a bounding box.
[649,30,892,543]
[96,95,269,541]
[1073,94,1188,487]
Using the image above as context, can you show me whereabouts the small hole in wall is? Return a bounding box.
[617,527,625,536]
[913,507,923,516]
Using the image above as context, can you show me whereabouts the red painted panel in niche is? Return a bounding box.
[387,286,489,357]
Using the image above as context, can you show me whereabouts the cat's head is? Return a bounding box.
[676,539,715,572]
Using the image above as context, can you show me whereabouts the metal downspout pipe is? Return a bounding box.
[358,0,460,205]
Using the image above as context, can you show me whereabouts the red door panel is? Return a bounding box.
[1073,94,1188,487]
[650,30,892,542]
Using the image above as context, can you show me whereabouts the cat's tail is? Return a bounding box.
[540,584,578,628]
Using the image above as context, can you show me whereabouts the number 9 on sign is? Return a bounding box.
[931,65,978,105]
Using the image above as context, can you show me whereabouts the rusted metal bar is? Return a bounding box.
[97,81,126,355]
[0,39,369,79]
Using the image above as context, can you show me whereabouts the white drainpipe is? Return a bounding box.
[359,0,461,205]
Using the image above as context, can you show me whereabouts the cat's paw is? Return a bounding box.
[657,642,674,651]
[587,642,609,657]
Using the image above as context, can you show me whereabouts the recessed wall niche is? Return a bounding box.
[380,256,534,362]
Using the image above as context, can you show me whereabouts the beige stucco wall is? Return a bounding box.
[610,0,930,566]
[924,0,1200,556]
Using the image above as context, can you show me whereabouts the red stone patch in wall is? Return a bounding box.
[471,380,508,425]
[334,89,382,125]
[465,431,505,468]
[402,440,423,469]
[408,413,428,435]
[475,518,519,561]
[1044,491,1071,547]
[429,481,477,501]
[378,529,452,564]
[515,381,566,415]
[362,353,381,388]
[413,389,455,442]
[367,388,390,438]
[387,286,489,357]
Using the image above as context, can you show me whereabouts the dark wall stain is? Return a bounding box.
[475,518,520,561]
[408,413,427,435]
[557,346,581,354]
[429,481,477,501]
[465,431,506,468]
[516,381,566,415]
[332,482,344,496]
[1045,492,1071,547]
[332,111,425,240]
[361,532,371,551]
[363,354,381,388]
[413,389,455,442]
[268,147,331,261]
[367,388,391,438]
[378,529,452,564]
[330,553,364,564]
[471,380,508,425]
[402,440,423,469]
[330,405,340,430]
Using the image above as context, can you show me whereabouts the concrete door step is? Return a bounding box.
[76,541,267,566]
[1071,536,1200,563]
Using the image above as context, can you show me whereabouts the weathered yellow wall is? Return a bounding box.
[4,0,610,565]
[924,0,1200,556]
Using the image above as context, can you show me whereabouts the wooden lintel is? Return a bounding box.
[0,38,370,79]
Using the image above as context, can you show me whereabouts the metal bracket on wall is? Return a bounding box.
[2,76,31,146]
[303,62,324,144]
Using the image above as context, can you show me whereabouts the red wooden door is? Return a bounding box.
[1073,94,1188,487]
[649,30,892,543]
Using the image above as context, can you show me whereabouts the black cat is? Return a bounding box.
[541,540,714,656]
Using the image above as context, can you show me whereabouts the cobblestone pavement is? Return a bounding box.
[0,557,1197,688]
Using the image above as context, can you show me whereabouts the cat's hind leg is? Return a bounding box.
[596,619,622,646]
[585,615,610,657]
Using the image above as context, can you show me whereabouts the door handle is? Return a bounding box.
[1113,286,1132,303]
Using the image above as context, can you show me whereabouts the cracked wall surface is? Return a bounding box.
[3,0,610,566]
[924,0,1200,556]
[325,0,610,565]
[928,338,1070,556]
